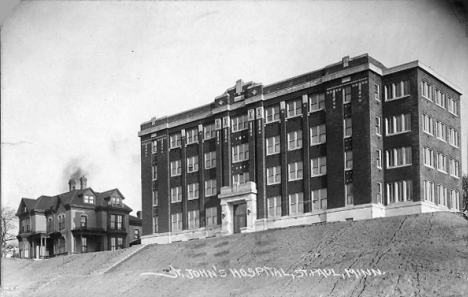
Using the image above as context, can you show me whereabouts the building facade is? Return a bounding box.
[16,176,142,259]
[138,54,462,244]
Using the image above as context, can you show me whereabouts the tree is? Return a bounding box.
[463,175,468,213]
[1,207,18,257]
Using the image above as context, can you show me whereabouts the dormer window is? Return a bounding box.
[111,197,121,207]
[84,195,94,204]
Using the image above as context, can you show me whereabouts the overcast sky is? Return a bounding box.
[2,0,467,215]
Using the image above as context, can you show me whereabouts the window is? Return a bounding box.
[374,83,380,101]
[311,188,327,211]
[232,172,250,185]
[423,147,435,168]
[345,151,353,170]
[434,89,446,109]
[153,216,159,233]
[448,97,459,116]
[206,207,218,227]
[287,99,302,118]
[288,161,303,181]
[170,160,182,176]
[438,185,448,207]
[84,195,94,204]
[117,237,123,249]
[171,213,183,232]
[265,106,280,123]
[80,215,87,228]
[385,80,410,101]
[423,180,435,203]
[267,196,282,218]
[81,237,87,253]
[387,180,413,204]
[152,165,158,180]
[376,183,383,204]
[386,147,412,168]
[187,183,199,200]
[267,166,281,185]
[309,93,325,112]
[232,143,249,163]
[310,125,326,145]
[437,153,447,173]
[110,197,121,207]
[344,118,352,138]
[232,115,248,132]
[386,114,411,135]
[376,149,382,169]
[188,210,200,229]
[187,156,199,173]
[450,190,460,210]
[171,186,182,203]
[117,215,123,230]
[376,117,382,136]
[450,159,460,178]
[110,237,116,251]
[343,86,351,103]
[436,121,447,141]
[204,123,216,140]
[311,157,327,176]
[288,130,303,150]
[186,128,199,144]
[48,218,53,232]
[110,215,116,229]
[58,215,65,230]
[204,151,216,169]
[205,179,217,196]
[421,81,432,100]
[152,140,157,153]
[153,190,158,206]
[135,229,140,239]
[289,192,304,215]
[345,184,354,205]
[266,136,281,155]
[170,133,181,149]
[449,128,460,147]
[422,114,434,135]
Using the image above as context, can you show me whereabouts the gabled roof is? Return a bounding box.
[16,198,37,215]
[34,195,55,211]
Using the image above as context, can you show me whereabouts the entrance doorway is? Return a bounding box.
[233,203,247,234]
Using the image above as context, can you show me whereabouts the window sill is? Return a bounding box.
[267,182,281,186]
[385,94,410,102]
[286,114,303,120]
[387,164,412,169]
[265,120,280,125]
[288,178,303,182]
[386,131,411,137]
[309,108,325,114]
[266,152,281,156]
[310,142,326,147]
[311,174,326,178]
[288,147,303,151]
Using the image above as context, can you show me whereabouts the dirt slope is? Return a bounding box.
[2,212,468,297]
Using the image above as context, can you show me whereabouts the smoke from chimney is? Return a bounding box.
[80,176,88,189]
[69,179,76,192]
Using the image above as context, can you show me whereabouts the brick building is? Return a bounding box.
[138,54,462,244]
[16,176,142,259]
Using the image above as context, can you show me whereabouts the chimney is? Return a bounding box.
[68,179,76,192]
[80,175,87,189]
[137,211,141,219]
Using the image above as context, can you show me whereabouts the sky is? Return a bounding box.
[1,0,468,217]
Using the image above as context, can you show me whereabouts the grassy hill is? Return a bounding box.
[2,212,468,297]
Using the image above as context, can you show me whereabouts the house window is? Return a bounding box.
[450,159,460,178]
[232,172,249,185]
[449,128,460,147]
[286,99,302,118]
[186,128,199,144]
[206,206,218,227]
[204,151,216,169]
[116,215,123,230]
[386,114,411,136]
[343,86,351,104]
[374,83,380,101]
[288,161,303,181]
[345,151,353,170]
[205,179,217,197]
[423,180,435,203]
[231,115,248,132]
[421,81,432,100]
[450,190,460,210]
[311,188,327,211]
[309,93,325,112]
[232,143,249,163]
[80,215,87,228]
[422,114,434,135]
[436,121,447,142]
[386,147,412,168]
[267,166,281,185]
[110,215,115,229]
[135,229,140,239]
[265,106,280,123]
[48,218,53,232]
[169,133,181,149]
[376,117,382,136]
[110,237,116,251]
[376,183,383,204]
[188,210,200,230]
[170,160,182,176]
[267,196,282,218]
[152,140,157,153]
[385,80,410,101]
[310,125,326,145]
[387,180,413,204]
[437,153,447,173]
[376,149,382,169]
[84,195,95,204]
[311,156,327,177]
[111,197,121,207]
[153,216,159,233]
[345,184,354,205]
[187,183,199,200]
[187,156,199,173]
[153,190,158,206]
[204,123,216,140]
[266,136,280,155]
[289,192,304,215]
[117,237,123,249]
[58,215,65,230]
[423,147,435,168]
[81,237,87,253]
[287,130,303,150]
[344,118,352,138]
[448,97,459,116]
[171,186,182,203]
[434,89,446,109]
[152,165,158,180]
[171,213,183,232]
[438,185,448,207]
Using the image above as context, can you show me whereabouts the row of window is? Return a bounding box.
[423,180,460,210]
[423,147,460,177]
[422,114,460,147]
[421,81,460,116]
[167,206,219,232]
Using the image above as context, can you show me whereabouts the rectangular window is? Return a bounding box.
[385,80,410,101]
[187,156,199,173]
[449,128,460,147]
[386,114,411,136]
[204,123,216,140]
[205,207,218,227]
[376,149,382,169]
[204,151,216,169]
[376,117,382,136]
[450,190,460,210]
[117,215,123,230]
[81,237,87,253]
[387,180,413,204]
[110,214,115,229]
[287,99,302,118]
[59,215,65,230]
[265,106,280,123]
[374,83,380,101]
[450,159,460,178]
[423,147,435,168]
[170,133,181,149]
[438,185,448,207]
[309,93,325,112]
[288,161,303,181]
[117,237,123,249]
[171,186,182,203]
[289,192,304,215]
[423,180,435,203]
[434,89,446,109]
[171,213,182,232]
[345,151,353,170]
[232,143,249,163]
[153,216,159,233]
[152,165,158,180]
[345,184,354,205]
[170,160,182,176]
[311,188,327,211]
[267,196,282,218]
[437,153,447,173]
[343,86,352,104]
[311,156,327,177]
[436,121,447,141]
[266,136,281,155]
[386,147,412,168]
[267,166,281,185]
[422,114,434,135]
[310,125,326,145]
[80,216,87,228]
[188,210,200,229]
[84,195,94,204]
[187,183,199,200]
[153,190,158,206]
[421,81,433,100]
[376,183,383,204]
[448,97,460,116]
[205,179,217,197]
[135,229,140,239]
[110,237,116,251]
[152,140,158,154]
[232,172,250,185]
[344,118,352,138]
[186,128,199,144]
[288,130,303,150]
[231,115,248,132]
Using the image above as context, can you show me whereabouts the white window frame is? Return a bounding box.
[423,180,435,203]
[231,115,248,133]
[311,156,327,177]
[205,179,217,197]
[170,186,182,203]
[345,151,353,170]
[267,196,282,218]
[376,183,383,204]
[188,210,200,229]
[434,89,446,109]
[421,81,433,101]
[170,160,182,177]
[232,172,249,185]
[311,188,327,211]
[449,128,460,148]
[232,143,249,163]
[385,80,410,101]
[186,128,199,145]
[152,190,158,206]
[204,123,216,140]
[288,130,303,150]
[374,83,380,101]
[344,118,352,138]
[187,182,199,200]
[423,147,435,168]
[171,213,182,232]
[436,121,447,142]
[265,106,280,123]
[152,165,158,181]
[310,125,326,146]
[386,147,412,169]
[376,149,382,169]
[448,97,459,116]
[289,192,304,215]
[286,99,302,118]
[345,183,354,206]
[267,166,281,185]
[288,161,303,181]
[376,117,381,136]
[169,133,181,149]
[386,114,411,136]
[204,151,216,169]
[450,190,460,210]
[450,158,459,178]
[437,185,448,207]
[422,114,434,135]
[387,180,413,204]
[205,207,218,227]
[309,93,325,112]
[266,136,281,155]
[437,153,447,173]
[343,86,351,104]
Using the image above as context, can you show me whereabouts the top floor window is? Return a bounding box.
[110,197,122,207]
[434,89,446,109]
[186,128,199,144]
[265,106,280,123]
[421,81,433,100]
[448,97,459,116]
[204,123,216,140]
[385,80,410,101]
[343,86,351,104]
[374,83,380,101]
[152,140,157,153]
[84,195,94,204]
[232,115,248,133]
[286,99,302,118]
[309,93,325,112]
[170,133,181,149]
